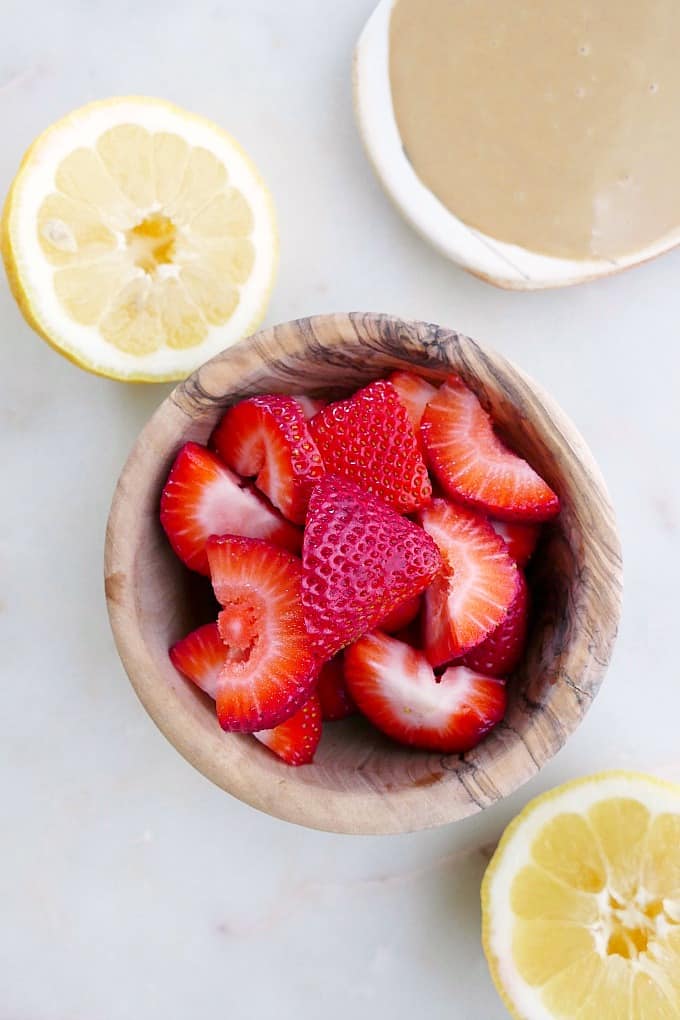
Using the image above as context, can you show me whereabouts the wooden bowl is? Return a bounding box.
[104,313,622,834]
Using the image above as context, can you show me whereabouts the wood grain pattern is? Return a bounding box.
[104,313,622,834]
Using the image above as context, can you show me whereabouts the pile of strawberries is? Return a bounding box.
[160,371,559,766]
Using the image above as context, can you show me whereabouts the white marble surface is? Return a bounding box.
[2,1,680,1016]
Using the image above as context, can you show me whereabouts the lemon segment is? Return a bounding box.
[1,96,278,381]
[482,771,680,1020]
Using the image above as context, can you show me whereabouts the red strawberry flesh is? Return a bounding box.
[393,618,424,649]
[254,694,322,766]
[302,476,442,659]
[344,631,507,753]
[169,622,224,700]
[463,570,530,676]
[421,375,559,522]
[293,394,326,420]
[317,656,356,721]
[211,395,325,524]
[379,594,421,634]
[420,499,519,666]
[207,535,318,732]
[389,370,438,431]
[489,518,541,567]
[160,442,301,574]
[309,379,432,513]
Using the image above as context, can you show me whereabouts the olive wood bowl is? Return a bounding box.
[104,313,622,834]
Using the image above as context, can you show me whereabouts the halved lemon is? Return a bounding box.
[483,772,680,1019]
[1,96,278,381]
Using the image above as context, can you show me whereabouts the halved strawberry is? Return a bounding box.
[420,499,519,666]
[254,694,322,766]
[489,519,541,567]
[160,442,301,574]
[309,379,431,513]
[302,476,442,659]
[206,535,318,732]
[169,622,224,699]
[378,595,421,634]
[211,395,325,524]
[421,376,560,522]
[389,371,438,431]
[393,618,423,649]
[344,631,507,753]
[463,571,529,677]
[317,656,356,721]
[293,394,326,420]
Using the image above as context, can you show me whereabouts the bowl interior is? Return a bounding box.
[105,313,622,833]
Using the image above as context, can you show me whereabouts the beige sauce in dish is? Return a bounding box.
[389,0,680,259]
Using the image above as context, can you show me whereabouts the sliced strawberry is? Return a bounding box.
[393,618,424,649]
[344,631,507,753]
[309,379,431,513]
[379,594,421,634]
[169,622,224,699]
[206,535,318,732]
[489,519,541,567]
[302,476,442,659]
[293,394,326,420]
[211,395,325,524]
[160,442,301,574]
[388,371,438,431]
[317,656,356,721]
[254,694,322,766]
[420,499,519,666]
[421,375,560,522]
[463,571,529,676]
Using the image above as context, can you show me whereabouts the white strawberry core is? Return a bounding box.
[369,639,483,728]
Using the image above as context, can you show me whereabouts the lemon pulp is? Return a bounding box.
[2,98,277,380]
[483,772,680,1019]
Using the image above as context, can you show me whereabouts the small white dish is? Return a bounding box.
[353,0,680,290]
